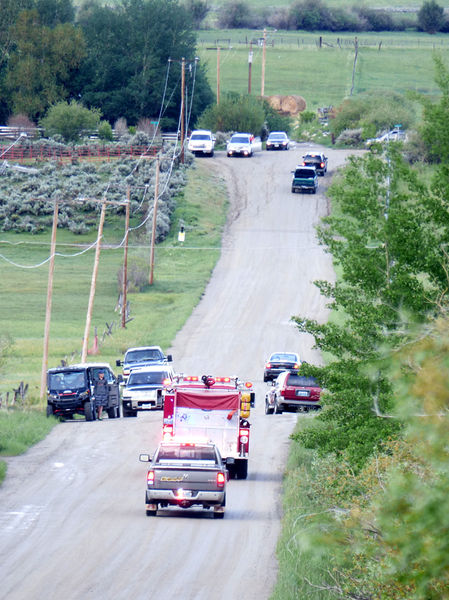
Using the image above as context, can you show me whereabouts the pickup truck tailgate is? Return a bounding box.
[153,465,222,491]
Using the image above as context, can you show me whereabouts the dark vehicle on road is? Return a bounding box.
[47,363,121,421]
[266,131,290,150]
[116,345,173,383]
[302,153,328,175]
[291,166,318,194]
[263,352,301,382]
[139,441,228,518]
[265,372,321,414]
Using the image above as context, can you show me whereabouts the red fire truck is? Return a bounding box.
[162,375,255,479]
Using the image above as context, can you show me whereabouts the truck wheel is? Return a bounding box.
[146,508,157,517]
[209,150,214,157]
[312,188,317,194]
[85,402,94,421]
[46,405,54,418]
[123,409,137,417]
[265,400,274,415]
[213,511,225,519]
[235,460,248,480]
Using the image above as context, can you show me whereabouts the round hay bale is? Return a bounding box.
[267,95,282,111]
[280,95,307,115]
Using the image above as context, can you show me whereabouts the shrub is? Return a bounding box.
[98,120,113,141]
[40,101,101,143]
[336,127,363,146]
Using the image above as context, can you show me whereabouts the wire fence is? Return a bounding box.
[0,144,161,164]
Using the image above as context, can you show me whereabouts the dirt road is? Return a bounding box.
[0,145,356,600]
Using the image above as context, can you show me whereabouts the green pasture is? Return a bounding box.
[197,30,449,112]
[0,160,228,404]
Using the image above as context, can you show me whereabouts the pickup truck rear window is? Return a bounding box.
[156,446,218,463]
[231,136,250,143]
[294,169,315,178]
[191,134,210,140]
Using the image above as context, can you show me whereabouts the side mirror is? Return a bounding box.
[116,359,121,367]
[167,354,173,362]
[139,453,151,462]
[117,374,123,383]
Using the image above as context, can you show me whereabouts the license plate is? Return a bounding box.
[177,489,192,498]
[296,390,310,397]
[141,403,153,408]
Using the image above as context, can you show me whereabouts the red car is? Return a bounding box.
[265,371,321,414]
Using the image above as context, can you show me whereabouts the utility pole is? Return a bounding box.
[217,46,220,105]
[248,42,253,94]
[261,28,267,97]
[149,156,160,285]
[121,188,130,328]
[40,200,58,399]
[81,200,106,363]
[180,57,186,164]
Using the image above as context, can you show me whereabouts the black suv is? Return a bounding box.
[47,363,121,421]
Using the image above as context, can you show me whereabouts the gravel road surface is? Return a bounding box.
[0,144,358,600]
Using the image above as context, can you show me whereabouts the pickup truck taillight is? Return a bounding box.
[320,162,324,168]
[217,472,226,487]
[147,470,155,486]
[280,389,286,396]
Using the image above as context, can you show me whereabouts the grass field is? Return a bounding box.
[0,159,228,404]
[196,30,449,112]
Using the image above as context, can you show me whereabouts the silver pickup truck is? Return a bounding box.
[139,441,228,518]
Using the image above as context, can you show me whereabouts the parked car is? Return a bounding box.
[263,352,301,382]
[116,345,173,383]
[291,166,318,194]
[122,364,175,416]
[265,372,322,414]
[302,153,328,175]
[46,362,121,421]
[187,129,215,157]
[227,133,255,157]
[266,131,290,151]
[365,128,406,146]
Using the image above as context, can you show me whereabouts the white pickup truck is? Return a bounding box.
[139,441,228,518]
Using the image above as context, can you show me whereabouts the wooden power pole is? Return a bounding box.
[40,200,59,399]
[81,200,106,363]
[217,46,220,105]
[121,188,130,328]
[180,57,186,164]
[261,28,267,97]
[149,156,160,285]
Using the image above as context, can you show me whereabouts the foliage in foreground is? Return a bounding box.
[274,318,449,600]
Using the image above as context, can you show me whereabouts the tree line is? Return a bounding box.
[0,0,214,129]
[214,0,449,35]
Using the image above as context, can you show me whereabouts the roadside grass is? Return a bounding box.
[0,158,228,484]
[197,30,448,113]
[271,430,335,600]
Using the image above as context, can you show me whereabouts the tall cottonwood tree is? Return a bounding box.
[5,10,85,119]
[76,0,213,126]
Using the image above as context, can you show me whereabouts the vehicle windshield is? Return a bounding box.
[48,370,86,391]
[304,156,320,162]
[127,371,168,386]
[230,135,250,143]
[191,133,210,140]
[287,375,318,386]
[270,353,298,362]
[294,169,315,178]
[125,349,163,363]
[269,133,286,140]
[156,445,218,464]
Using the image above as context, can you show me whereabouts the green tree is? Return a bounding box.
[5,10,85,119]
[417,0,445,34]
[40,100,101,141]
[76,0,213,127]
[291,147,446,467]
[197,93,266,134]
[34,0,75,26]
